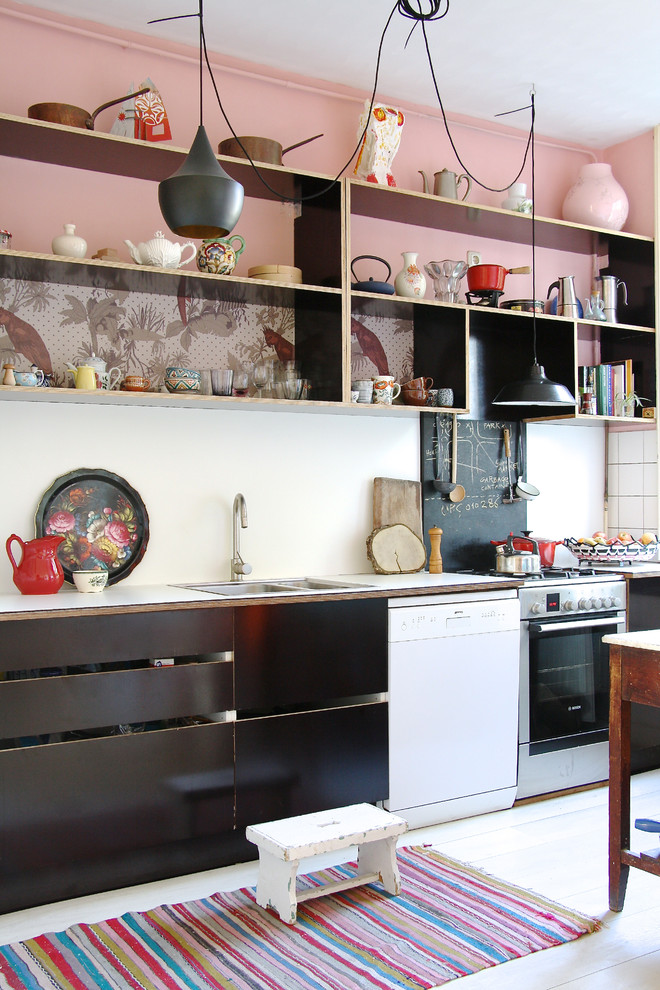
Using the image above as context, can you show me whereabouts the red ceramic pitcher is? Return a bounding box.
[6,533,65,594]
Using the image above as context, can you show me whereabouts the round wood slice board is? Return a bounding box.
[366,523,427,574]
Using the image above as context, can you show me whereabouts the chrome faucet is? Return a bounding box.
[231,493,252,581]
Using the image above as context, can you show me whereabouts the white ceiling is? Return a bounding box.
[17,0,660,148]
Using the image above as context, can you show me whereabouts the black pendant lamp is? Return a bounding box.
[158,0,244,238]
[493,361,576,405]
[493,93,575,408]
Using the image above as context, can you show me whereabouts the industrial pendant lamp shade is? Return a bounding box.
[159,125,244,238]
[493,362,576,406]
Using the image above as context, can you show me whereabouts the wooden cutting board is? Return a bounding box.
[373,478,422,540]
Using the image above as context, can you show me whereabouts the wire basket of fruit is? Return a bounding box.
[564,532,658,562]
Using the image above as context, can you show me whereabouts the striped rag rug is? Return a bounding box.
[0,846,599,990]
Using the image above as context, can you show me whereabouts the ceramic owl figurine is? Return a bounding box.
[354,102,405,187]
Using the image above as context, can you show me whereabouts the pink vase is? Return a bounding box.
[561,162,629,231]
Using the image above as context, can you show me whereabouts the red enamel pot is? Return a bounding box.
[467,264,531,292]
[491,535,561,567]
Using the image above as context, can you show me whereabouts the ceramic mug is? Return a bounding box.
[96,368,121,390]
[352,379,374,403]
[403,376,433,391]
[437,387,454,407]
[372,375,401,404]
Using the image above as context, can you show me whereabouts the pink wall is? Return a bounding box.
[1,0,653,271]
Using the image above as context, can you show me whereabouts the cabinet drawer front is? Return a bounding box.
[0,607,233,672]
[235,598,387,711]
[0,722,235,911]
[0,659,233,739]
[235,702,388,827]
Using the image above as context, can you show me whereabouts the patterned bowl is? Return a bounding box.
[164,367,201,393]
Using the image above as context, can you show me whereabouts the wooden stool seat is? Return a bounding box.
[246,802,408,924]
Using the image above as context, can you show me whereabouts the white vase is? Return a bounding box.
[561,163,629,231]
[52,223,87,258]
[394,252,426,298]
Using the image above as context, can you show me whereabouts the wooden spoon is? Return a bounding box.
[448,414,466,502]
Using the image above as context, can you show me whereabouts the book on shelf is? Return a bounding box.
[578,360,634,417]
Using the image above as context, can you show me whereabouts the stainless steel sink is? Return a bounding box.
[176,578,372,597]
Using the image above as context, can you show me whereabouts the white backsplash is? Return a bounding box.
[608,428,659,540]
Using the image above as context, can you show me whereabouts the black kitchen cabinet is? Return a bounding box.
[0,595,390,912]
[233,597,389,840]
[235,703,388,833]
[234,598,388,712]
[0,605,236,913]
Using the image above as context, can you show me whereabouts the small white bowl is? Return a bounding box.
[72,570,108,593]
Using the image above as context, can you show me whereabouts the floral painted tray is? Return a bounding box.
[563,537,658,563]
[35,468,149,584]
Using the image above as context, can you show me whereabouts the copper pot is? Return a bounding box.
[218,133,323,165]
[28,87,150,130]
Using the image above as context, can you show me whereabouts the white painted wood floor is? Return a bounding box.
[2,770,660,988]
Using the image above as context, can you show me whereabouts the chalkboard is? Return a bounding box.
[420,415,528,572]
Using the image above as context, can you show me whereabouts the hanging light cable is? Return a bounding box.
[493,92,576,407]
[155,0,244,237]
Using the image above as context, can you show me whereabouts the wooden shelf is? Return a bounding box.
[0,248,341,302]
[0,112,336,202]
[348,178,653,253]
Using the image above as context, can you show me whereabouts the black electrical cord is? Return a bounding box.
[150,0,533,204]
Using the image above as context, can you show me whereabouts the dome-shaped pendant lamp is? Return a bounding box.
[493,361,576,405]
[156,0,244,238]
[159,125,244,237]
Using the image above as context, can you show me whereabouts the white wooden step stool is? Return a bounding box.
[246,802,408,924]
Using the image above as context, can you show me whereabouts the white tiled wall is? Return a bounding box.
[607,428,658,539]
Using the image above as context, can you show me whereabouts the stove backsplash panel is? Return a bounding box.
[421,416,527,571]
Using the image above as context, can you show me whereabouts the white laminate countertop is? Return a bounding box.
[604,630,660,651]
[0,571,522,617]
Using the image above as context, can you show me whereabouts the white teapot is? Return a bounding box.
[124,230,196,269]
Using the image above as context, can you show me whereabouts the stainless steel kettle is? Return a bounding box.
[495,533,541,574]
[594,274,627,323]
[547,276,579,318]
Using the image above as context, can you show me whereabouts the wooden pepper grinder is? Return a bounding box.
[428,526,443,574]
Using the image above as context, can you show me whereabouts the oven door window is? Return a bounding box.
[528,618,618,747]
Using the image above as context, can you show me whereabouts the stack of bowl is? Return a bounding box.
[401,376,433,406]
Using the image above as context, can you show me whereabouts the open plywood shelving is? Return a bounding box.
[0,112,655,422]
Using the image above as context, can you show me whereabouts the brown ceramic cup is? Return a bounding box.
[401,388,428,406]
[403,377,433,391]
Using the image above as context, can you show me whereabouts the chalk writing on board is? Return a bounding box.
[425,416,520,512]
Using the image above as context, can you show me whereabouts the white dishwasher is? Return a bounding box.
[385,589,520,828]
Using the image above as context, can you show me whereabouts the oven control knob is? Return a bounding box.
[591,597,603,609]
[602,596,613,608]
[530,602,544,614]
[613,598,623,608]
[563,600,577,611]
[578,597,591,609]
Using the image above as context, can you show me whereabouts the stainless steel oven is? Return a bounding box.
[517,574,626,799]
